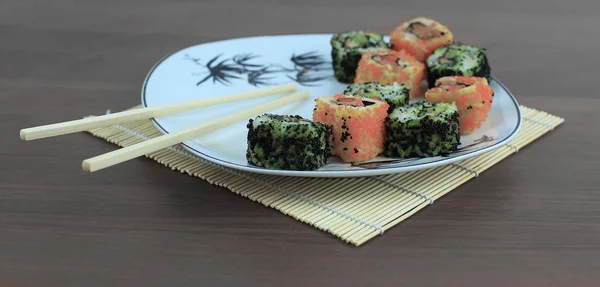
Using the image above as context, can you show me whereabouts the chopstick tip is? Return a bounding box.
[19,129,28,141]
[82,160,93,172]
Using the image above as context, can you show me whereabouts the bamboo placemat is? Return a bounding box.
[87,105,564,246]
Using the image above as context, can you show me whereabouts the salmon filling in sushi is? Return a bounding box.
[312,94,389,162]
[354,49,426,99]
[425,76,494,135]
[390,17,454,62]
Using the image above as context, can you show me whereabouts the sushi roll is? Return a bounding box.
[354,49,426,99]
[425,76,494,135]
[313,94,389,162]
[330,31,388,83]
[343,82,410,113]
[385,101,460,158]
[389,17,454,62]
[426,43,491,88]
[246,114,331,171]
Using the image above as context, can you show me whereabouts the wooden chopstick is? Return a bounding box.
[20,83,298,141]
[82,90,310,172]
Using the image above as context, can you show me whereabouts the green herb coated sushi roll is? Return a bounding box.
[331,31,388,83]
[246,114,331,171]
[385,102,460,158]
[343,82,410,112]
[426,43,491,88]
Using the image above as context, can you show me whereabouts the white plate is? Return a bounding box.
[142,34,521,177]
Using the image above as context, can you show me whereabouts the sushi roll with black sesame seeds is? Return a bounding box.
[426,43,491,88]
[354,49,426,99]
[246,114,331,171]
[389,17,454,62]
[425,76,494,135]
[343,82,410,112]
[330,31,388,83]
[313,94,389,162]
[385,101,460,158]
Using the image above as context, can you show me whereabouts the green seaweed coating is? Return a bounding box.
[385,101,460,158]
[426,43,491,88]
[246,114,331,171]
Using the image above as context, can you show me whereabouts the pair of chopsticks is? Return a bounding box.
[20,83,309,172]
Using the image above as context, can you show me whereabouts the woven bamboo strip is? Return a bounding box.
[86,106,564,246]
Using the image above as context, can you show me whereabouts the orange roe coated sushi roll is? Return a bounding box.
[354,49,426,99]
[425,76,494,135]
[312,94,389,162]
[390,17,453,62]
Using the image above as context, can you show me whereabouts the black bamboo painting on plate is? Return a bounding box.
[184,51,333,87]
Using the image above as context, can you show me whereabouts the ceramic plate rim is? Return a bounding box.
[141,33,522,178]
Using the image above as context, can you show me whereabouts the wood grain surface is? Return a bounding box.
[2,0,600,286]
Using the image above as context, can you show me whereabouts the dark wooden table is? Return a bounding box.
[3,0,600,286]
